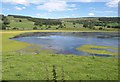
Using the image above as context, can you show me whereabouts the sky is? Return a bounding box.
[0,0,119,19]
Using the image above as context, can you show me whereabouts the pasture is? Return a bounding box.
[1,30,118,80]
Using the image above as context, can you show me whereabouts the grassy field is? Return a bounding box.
[1,30,118,80]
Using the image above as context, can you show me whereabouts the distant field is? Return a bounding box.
[9,21,34,29]
[7,17,35,29]
[0,16,118,31]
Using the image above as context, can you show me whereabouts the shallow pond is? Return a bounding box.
[13,32,119,57]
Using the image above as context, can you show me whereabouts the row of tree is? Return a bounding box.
[98,17,119,23]
[7,15,62,26]
[33,24,65,30]
[28,18,62,26]
[8,15,32,19]
[68,17,119,29]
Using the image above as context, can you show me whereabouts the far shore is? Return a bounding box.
[0,30,119,34]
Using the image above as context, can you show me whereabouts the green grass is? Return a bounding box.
[76,44,118,56]
[2,52,118,80]
[1,31,119,80]
[7,17,34,29]
[2,33,30,52]
[10,21,34,29]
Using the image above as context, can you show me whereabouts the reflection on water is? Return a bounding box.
[13,32,119,57]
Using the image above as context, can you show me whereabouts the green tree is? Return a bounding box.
[2,23,6,30]
[48,25,51,28]
[88,23,94,29]
[2,17,10,30]
[58,25,64,28]
[73,22,76,25]
[19,20,22,22]
[64,24,66,26]
[39,24,43,27]
[33,27,37,30]
[3,17,10,25]
[83,23,88,28]
[99,27,103,30]
[34,22,39,26]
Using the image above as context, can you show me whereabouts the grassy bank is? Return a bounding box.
[1,29,118,34]
[2,32,30,52]
[1,31,118,80]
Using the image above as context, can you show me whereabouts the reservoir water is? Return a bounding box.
[13,32,119,57]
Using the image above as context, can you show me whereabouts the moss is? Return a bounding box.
[76,44,118,56]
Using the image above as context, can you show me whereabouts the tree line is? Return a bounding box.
[28,18,62,26]
[68,17,120,29]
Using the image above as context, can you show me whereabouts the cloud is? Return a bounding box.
[14,6,26,10]
[37,1,76,12]
[36,13,47,17]
[2,0,112,6]
[27,0,47,4]
[22,7,26,9]
[69,4,76,7]
[2,0,29,6]
[3,0,112,13]
[88,13,94,16]
[59,0,111,2]
[106,0,119,7]
[2,0,49,6]
[14,6,22,10]
[2,0,118,8]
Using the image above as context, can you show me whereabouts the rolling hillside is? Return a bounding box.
[0,14,119,31]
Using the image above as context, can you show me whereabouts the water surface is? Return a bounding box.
[13,32,119,57]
